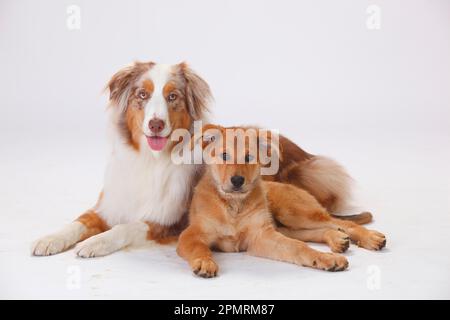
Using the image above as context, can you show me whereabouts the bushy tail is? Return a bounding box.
[293,156,354,214]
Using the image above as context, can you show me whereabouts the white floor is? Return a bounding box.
[1,129,449,300]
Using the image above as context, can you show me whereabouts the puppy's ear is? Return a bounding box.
[191,124,222,150]
[258,129,283,162]
[178,62,213,120]
[106,61,153,110]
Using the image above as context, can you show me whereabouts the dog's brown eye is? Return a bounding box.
[245,154,254,163]
[138,90,148,99]
[168,93,177,102]
[222,152,230,161]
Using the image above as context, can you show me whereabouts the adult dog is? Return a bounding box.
[31,61,376,258]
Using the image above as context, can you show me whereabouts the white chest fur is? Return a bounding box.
[97,138,199,227]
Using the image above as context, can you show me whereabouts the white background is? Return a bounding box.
[1,0,449,299]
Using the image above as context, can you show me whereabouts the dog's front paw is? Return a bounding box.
[31,235,72,256]
[311,253,349,272]
[355,230,386,251]
[324,230,350,253]
[191,257,219,278]
[75,235,117,258]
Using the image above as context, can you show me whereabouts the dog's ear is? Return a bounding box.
[106,61,153,110]
[178,62,213,120]
[191,124,222,150]
[258,129,282,162]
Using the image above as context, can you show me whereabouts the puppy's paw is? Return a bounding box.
[75,235,117,258]
[311,253,349,272]
[324,230,350,253]
[355,230,386,251]
[191,257,219,278]
[31,235,72,256]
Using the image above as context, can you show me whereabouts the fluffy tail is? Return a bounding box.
[290,156,354,214]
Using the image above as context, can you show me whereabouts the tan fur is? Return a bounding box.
[265,181,386,251]
[107,62,154,107]
[146,213,188,244]
[177,125,351,277]
[176,62,211,120]
[290,156,353,213]
[142,79,154,94]
[277,228,351,253]
[263,135,354,214]
[162,80,193,151]
[76,211,109,241]
[331,212,373,224]
[125,105,145,150]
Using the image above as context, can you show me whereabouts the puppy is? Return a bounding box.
[177,125,350,277]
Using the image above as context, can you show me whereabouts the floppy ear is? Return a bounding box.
[258,129,283,162]
[190,124,222,150]
[179,62,213,120]
[106,61,153,110]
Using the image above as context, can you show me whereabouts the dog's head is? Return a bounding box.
[107,61,212,153]
[193,125,280,198]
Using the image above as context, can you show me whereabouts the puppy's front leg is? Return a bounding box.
[247,227,348,271]
[177,226,218,278]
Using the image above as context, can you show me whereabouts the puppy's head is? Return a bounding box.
[193,125,280,198]
[107,61,212,153]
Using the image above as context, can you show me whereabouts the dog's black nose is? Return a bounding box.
[231,175,245,188]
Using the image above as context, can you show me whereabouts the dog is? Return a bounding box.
[31,61,212,257]
[177,125,386,277]
[31,60,381,258]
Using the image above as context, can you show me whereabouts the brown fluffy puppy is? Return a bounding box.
[177,125,354,277]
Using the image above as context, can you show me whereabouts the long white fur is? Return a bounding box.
[98,126,199,227]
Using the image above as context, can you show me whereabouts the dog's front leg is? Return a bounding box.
[31,210,109,256]
[75,221,149,258]
[177,226,218,278]
[247,226,348,272]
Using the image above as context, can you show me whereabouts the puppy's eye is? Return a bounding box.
[138,90,148,99]
[168,93,177,102]
[222,152,230,161]
[245,154,254,163]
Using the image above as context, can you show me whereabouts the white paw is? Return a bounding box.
[75,235,117,258]
[31,235,72,256]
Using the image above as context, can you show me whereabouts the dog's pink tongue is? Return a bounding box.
[146,136,168,151]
